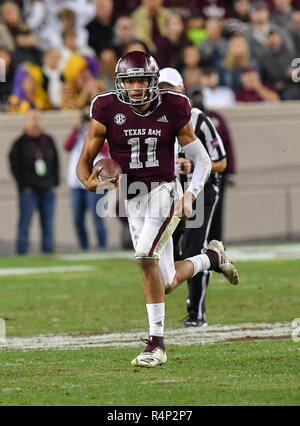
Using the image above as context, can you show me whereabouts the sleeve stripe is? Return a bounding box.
[90,90,116,117]
[194,110,226,161]
[194,112,206,138]
[203,116,217,139]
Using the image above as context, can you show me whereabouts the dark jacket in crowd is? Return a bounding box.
[9,133,59,192]
[86,17,114,56]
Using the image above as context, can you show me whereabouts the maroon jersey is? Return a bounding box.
[91,90,191,197]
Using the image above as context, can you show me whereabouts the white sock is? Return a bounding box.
[186,254,211,277]
[146,303,165,337]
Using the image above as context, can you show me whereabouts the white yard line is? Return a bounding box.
[58,251,134,261]
[0,265,96,276]
[0,322,291,352]
[57,243,300,262]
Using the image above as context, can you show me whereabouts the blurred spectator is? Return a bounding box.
[243,1,295,64]
[23,0,61,51]
[130,0,172,56]
[8,109,59,254]
[185,10,207,45]
[260,29,295,98]
[59,9,79,46]
[61,58,105,110]
[235,65,280,102]
[259,0,276,9]
[0,45,15,109]
[64,106,108,250]
[180,43,203,87]
[41,49,62,109]
[221,35,259,89]
[98,47,118,90]
[8,62,51,112]
[150,12,190,68]
[201,66,236,108]
[60,0,96,29]
[2,1,43,66]
[0,0,23,8]
[271,0,294,30]
[1,1,42,66]
[58,1,96,48]
[113,0,140,18]
[86,0,114,56]
[200,0,232,20]
[291,10,300,55]
[125,40,150,54]
[12,23,42,67]
[59,28,95,72]
[23,0,95,51]
[232,0,251,23]
[222,18,249,40]
[0,18,14,51]
[112,15,137,57]
[1,0,22,42]
[161,13,189,68]
[198,18,227,68]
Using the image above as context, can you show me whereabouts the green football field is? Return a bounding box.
[0,249,299,406]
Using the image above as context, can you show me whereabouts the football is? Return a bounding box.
[94,158,122,181]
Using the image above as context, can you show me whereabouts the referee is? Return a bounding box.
[158,68,227,327]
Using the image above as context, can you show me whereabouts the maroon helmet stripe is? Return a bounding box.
[148,202,175,257]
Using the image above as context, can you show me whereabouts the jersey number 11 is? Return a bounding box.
[127,137,159,169]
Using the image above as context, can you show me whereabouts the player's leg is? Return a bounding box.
[167,237,239,293]
[126,192,167,358]
[167,214,239,293]
[130,182,181,367]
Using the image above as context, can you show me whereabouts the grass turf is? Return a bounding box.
[0,254,299,406]
[0,257,299,337]
[0,340,299,406]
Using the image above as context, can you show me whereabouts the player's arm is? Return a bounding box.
[76,119,107,191]
[176,121,212,219]
[178,156,227,174]
[211,157,227,173]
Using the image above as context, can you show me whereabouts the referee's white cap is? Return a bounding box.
[158,67,184,88]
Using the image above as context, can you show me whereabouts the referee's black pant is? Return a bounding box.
[173,185,220,321]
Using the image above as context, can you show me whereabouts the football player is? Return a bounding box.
[76,51,239,368]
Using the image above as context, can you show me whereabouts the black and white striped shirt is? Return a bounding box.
[175,107,226,191]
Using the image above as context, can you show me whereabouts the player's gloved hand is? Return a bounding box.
[174,191,195,221]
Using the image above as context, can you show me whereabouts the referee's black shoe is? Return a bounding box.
[183,314,208,328]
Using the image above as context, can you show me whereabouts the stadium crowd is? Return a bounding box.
[1,0,300,113]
